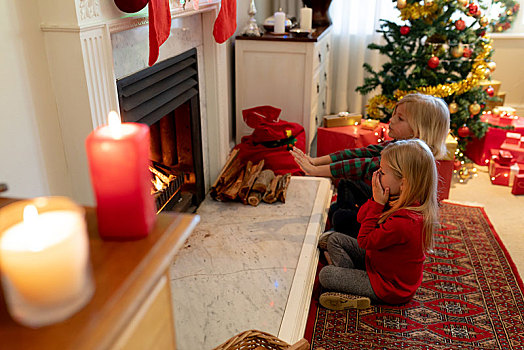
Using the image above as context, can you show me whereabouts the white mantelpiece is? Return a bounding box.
[38,0,230,205]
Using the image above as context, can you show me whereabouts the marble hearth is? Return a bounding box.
[39,0,231,205]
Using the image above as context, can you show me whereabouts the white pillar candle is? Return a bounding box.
[300,6,312,31]
[274,10,286,34]
[0,197,94,328]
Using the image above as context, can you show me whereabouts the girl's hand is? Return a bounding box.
[372,171,389,205]
[290,147,316,175]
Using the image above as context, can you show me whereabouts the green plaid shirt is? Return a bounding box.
[329,141,393,180]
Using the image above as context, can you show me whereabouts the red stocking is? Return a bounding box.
[213,0,237,44]
[148,0,171,66]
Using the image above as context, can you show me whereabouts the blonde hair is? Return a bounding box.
[396,93,450,160]
[378,139,439,252]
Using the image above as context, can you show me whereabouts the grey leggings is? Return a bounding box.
[319,232,379,301]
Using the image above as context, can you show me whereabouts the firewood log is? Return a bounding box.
[262,175,281,204]
[221,168,245,200]
[211,148,239,189]
[247,191,262,206]
[252,169,275,193]
[238,160,265,204]
[276,173,291,203]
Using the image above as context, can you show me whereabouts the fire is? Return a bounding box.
[152,175,166,193]
[149,165,176,195]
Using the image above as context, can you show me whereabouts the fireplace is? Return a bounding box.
[38,1,232,206]
[117,48,205,212]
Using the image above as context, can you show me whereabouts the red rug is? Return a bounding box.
[305,202,524,349]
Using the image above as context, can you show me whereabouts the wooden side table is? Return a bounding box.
[0,198,199,350]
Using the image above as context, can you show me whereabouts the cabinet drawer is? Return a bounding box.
[311,60,329,105]
[313,34,331,73]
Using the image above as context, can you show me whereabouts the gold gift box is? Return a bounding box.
[323,113,362,128]
[479,79,501,95]
[360,119,380,130]
[443,133,458,161]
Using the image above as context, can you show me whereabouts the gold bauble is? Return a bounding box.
[507,10,513,16]
[479,16,488,27]
[397,0,407,9]
[451,44,464,58]
[469,102,481,115]
[487,61,497,72]
[484,68,492,78]
[449,102,459,114]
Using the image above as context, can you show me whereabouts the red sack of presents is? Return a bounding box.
[234,105,305,175]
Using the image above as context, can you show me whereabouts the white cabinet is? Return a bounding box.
[235,27,332,152]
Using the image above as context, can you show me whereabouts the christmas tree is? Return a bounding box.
[356,0,497,163]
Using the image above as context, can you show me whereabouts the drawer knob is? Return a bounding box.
[318,53,322,62]
[317,84,320,93]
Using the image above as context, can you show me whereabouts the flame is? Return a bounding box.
[108,111,122,139]
[152,176,165,193]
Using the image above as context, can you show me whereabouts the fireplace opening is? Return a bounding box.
[116,48,204,213]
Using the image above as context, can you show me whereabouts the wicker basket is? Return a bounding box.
[213,330,310,350]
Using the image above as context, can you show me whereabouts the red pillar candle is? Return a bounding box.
[86,111,156,240]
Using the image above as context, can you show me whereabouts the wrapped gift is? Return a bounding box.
[479,79,501,95]
[501,142,524,164]
[511,174,524,195]
[489,160,524,186]
[323,112,362,128]
[494,106,516,117]
[443,133,458,161]
[361,119,381,130]
[498,150,514,166]
[465,113,524,165]
[505,132,521,145]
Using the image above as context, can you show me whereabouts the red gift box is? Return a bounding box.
[501,141,524,164]
[512,174,524,195]
[489,160,524,186]
[316,123,391,157]
[497,150,514,165]
[465,113,524,166]
[505,132,521,145]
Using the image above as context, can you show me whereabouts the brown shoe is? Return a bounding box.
[319,292,371,311]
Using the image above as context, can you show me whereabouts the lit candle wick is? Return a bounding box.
[108,111,122,139]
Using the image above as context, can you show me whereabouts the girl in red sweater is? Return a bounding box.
[318,139,439,310]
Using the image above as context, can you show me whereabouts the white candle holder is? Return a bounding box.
[0,197,94,328]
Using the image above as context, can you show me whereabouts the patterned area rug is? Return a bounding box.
[305,202,524,349]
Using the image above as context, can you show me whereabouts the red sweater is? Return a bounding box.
[357,200,425,304]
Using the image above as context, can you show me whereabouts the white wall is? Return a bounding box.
[0,0,70,199]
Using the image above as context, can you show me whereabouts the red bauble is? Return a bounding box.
[428,56,440,69]
[458,125,470,138]
[468,3,478,15]
[400,25,410,35]
[463,47,473,58]
[478,30,486,37]
[486,86,495,97]
[455,19,466,31]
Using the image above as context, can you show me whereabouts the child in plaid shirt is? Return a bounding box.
[291,93,449,237]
